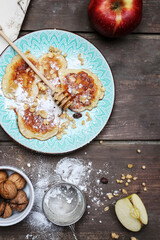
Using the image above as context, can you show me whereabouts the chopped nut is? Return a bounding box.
[121,174,125,180]
[25,50,30,54]
[99,140,103,144]
[101,87,105,92]
[144,187,147,191]
[114,193,119,197]
[31,102,38,108]
[116,179,120,183]
[50,69,54,75]
[125,182,129,186]
[81,120,85,125]
[38,82,47,91]
[62,130,67,135]
[24,104,29,110]
[71,122,77,129]
[133,177,138,181]
[142,165,146,170]
[49,45,54,52]
[8,106,14,110]
[56,133,62,140]
[60,113,66,119]
[43,120,49,125]
[78,53,84,65]
[111,232,119,239]
[86,112,92,121]
[128,164,133,168]
[44,94,48,100]
[29,108,35,113]
[107,193,114,199]
[63,53,67,57]
[131,237,138,240]
[37,110,48,119]
[127,179,131,183]
[142,182,146,186]
[137,149,141,153]
[37,94,42,100]
[54,47,58,52]
[48,52,53,58]
[126,174,132,179]
[104,206,109,212]
[122,189,128,195]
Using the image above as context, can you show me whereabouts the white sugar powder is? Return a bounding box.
[55,157,92,191]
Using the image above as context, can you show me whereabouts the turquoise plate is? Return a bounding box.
[0,30,114,154]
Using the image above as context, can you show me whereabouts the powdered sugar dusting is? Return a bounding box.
[55,157,92,191]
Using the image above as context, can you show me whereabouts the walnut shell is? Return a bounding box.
[0,171,7,183]
[2,203,12,218]
[10,190,28,212]
[0,198,6,216]
[0,180,17,199]
[8,173,26,190]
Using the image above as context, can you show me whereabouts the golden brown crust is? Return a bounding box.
[2,53,39,100]
[59,69,105,112]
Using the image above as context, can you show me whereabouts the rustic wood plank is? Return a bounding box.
[0,142,159,239]
[1,33,160,141]
[22,0,160,33]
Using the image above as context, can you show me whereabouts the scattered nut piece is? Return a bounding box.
[107,193,114,199]
[131,237,138,240]
[119,180,123,184]
[114,193,119,197]
[24,104,29,110]
[101,87,105,92]
[104,206,109,212]
[133,177,138,181]
[31,102,38,108]
[116,179,120,183]
[111,232,119,239]
[63,53,67,57]
[37,110,48,119]
[128,164,133,168]
[127,179,131,183]
[25,50,30,54]
[48,52,53,58]
[142,165,146,170]
[143,187,147,192]
[86,112,92,121]
[8,106,14,110]
[142,182,146,186]
[38,82,47,91]
[71,122,77,129]
[137,149,141,153]
[29,107,35,113]
[49,45,54,52]
[122,189,127,195]
[125,182,129,186]
[43,119,49,125]
[126,174,132,179]
[78,53,84,65]
[56,133,62,140]
[121,174,125,180]
[54,47,58,52]
[81,120,85,125]
[99,140,103,144]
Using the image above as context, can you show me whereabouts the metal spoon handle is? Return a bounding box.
[69,225,78,240]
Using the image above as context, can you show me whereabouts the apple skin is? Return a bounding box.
[88,0,143,38]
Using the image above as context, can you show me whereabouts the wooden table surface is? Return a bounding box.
[0,0,160,239]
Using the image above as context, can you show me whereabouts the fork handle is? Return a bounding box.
[0,29,56,93]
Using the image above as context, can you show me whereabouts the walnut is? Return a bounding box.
[0,171,7,183]
[36,110,48,119]
[0,180,17,199]
[0,198,6,216]
[2,203,12,218]
[8,173,26,190]
[10,190,28,212]
[38,82,47,92]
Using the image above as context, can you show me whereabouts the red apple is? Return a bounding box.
[88,0,143,38]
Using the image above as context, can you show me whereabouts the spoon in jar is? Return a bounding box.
[42,182,86,240]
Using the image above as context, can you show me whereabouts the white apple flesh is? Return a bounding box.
[115,194,148,232]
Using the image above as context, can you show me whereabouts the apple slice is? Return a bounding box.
[115,194,148,232]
